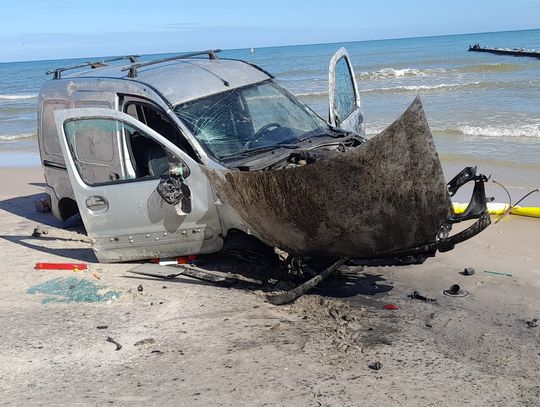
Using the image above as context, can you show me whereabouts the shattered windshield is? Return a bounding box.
[173,81,329,160]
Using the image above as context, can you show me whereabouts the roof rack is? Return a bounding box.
[122,49,221,78]
[47,55,140,79]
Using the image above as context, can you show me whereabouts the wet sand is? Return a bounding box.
[0,166,539,406]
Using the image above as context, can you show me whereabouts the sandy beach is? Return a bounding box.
[0,165,538,406]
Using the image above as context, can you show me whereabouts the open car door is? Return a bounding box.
[54,108,223,262]
[328,47,364,136]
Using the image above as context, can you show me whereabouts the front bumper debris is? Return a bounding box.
[205,97,490,263]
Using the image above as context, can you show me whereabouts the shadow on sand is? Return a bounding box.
[0,191,92,261]
[124,254,394,302]
[0,192,66,227]
[2,192,394,302]
[0,234,97,262]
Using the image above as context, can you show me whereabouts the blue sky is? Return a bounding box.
[0,0,539,62]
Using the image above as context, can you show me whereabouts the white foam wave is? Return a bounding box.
[368,124,540,139]
[295,91,328,97]
[294,82,483,98]
[0,93,38,101]
[364,82,482,92]
[358,67,445,80]
[459,125,540,138]
[0,133,37,141]
[294,82,490,98]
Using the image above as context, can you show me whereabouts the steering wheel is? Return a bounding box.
[244,123,284,149]
[253,122,282,139]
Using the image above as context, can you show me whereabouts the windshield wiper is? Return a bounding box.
[221,144,299,161]
[299,128,351,142]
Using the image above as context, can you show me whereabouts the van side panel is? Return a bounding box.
[38,77,204,222]
[39,87,118,220]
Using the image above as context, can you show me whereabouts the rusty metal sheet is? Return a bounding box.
[204,96,452,258]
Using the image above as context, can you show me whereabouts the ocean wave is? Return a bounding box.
[295,91,328,97]
[294,81,485,97]
[458,125,540,138]
[0,133,37,141]
[356,63,522,81]
[363,82,483,92]
[358,67,445,80]
[0,93,38,101]
[367,125,540,139]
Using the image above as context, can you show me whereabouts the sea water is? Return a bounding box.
[1,29,539,203]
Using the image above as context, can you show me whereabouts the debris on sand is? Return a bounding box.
[137,284,144,292]
[368,361,383,370]
[526,318,538,328]
[461,267,475,276]
[134,338,156,347]
[34,262,88,272]
[407,291,437,302]
[483,270,513,277]
[34,197,51,213]
[27,277,121,304]
[266,258,348,305]
[129,263,235,286]
[383,304,399,310]
[31,226,48,237]
[443,284,469,297]
[106,336,122,351]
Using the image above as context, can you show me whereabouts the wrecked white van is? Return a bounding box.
[38,48,490,263]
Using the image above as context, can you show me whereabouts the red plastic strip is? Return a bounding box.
[35,263,88,271]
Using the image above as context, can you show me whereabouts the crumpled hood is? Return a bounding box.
[204,96,453,258]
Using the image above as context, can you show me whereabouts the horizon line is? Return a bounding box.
[2,26,539,65]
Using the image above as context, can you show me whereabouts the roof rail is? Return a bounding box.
[46,55,140,79]
[122,49,221,78]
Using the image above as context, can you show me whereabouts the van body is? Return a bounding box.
[38,49,489,263]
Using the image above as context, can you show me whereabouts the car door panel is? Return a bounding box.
[54,107,223,262]
[328,47,364,136]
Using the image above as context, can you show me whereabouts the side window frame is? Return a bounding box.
[41,99,69,159]
[62,116,187,188]
[120,95,199,162]
[328,48,361,129]
[332,56,357,123]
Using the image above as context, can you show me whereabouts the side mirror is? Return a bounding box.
[156,163,192,213]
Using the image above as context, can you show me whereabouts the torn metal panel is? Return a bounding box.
[204,96,453,258]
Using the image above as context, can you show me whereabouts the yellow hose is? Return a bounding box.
[452,202,540,218]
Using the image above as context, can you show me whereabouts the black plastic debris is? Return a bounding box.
[526,318,538,328]
[137,284,144,293]
[96,325,108,330]
[443,284,468,297]
[106,336,122,351]
[460,267,475,276]
[368,361,383,370]
[407,291,437,302]
[31,226,48,238]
